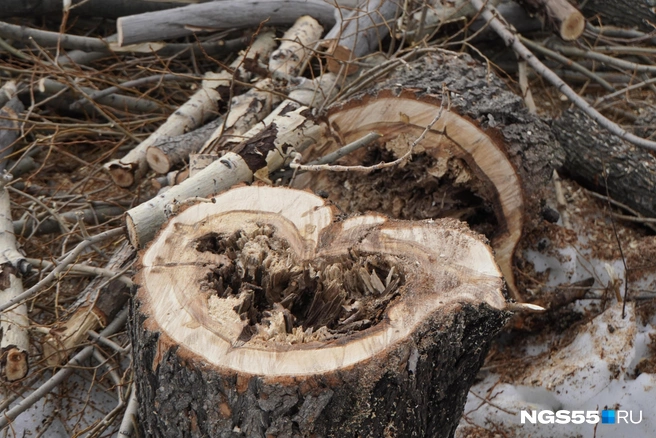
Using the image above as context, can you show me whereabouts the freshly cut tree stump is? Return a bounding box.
[132,185,510,437]
[295,52,564,300]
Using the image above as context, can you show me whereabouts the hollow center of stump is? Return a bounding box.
[196,224,405,345]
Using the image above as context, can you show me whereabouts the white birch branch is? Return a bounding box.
[125,76,337,248]
[105,31,276,187]
[270,15,324,85]
[0,183,28,381]
[116,0,337,46]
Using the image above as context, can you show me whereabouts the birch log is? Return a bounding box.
[145,116,226,175]
[195,79,282,157]
[106,31,276,187]
[269,15,324,86]
[126,101,328,248]
[190,16,323,163]
[0,92,29,381]
[116,0,337,46]
[523,0,585,40]
[132,185,510,436]
[324,0,401,74]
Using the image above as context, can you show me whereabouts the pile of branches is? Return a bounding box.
[0,0,655,436]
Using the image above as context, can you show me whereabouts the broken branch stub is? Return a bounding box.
[132,185,509,436]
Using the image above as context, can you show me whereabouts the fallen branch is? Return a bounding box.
[13,204,125,237]
[0,92,29,381]
[126,75,338,247]
[42,242,134,366]
[324,0,401,74]
[0,228,124,313]
[270,15,324,84]
[106,30,276,187]
[116,0,336,46]
[0,174,29,381]
[0,0,205,19]
[145,117,226,175]
[470,0,656,152]
[193,16,324,160]
[0,307,129,430]
[193,78,282,157]
[34,78,165,114]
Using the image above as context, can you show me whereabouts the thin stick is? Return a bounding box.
[469,0,656,152]
[520,36,616,92]
[0,228,124,313]
[0,307,129,429]
[25,258,134,287]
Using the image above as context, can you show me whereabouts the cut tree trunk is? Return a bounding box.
[131,185,510,437]
[553,109,656,219]
[294,51,564,301]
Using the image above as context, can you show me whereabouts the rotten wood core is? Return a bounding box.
[133,185,509,436]
[196,226,404,345]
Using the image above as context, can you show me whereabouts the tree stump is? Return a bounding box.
[295,51,564,300]
[131,185,510,437]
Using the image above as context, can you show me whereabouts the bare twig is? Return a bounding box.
[0,227,124,313]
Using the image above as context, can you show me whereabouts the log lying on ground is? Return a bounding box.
[553,109,656,218]
[295,52,564,300]
[13,204,124,237]
[190,16,322,163]
[107,31,276,187]
[33,78,164,115]
[0,0,211,19]
[145,117,226,175]
[579,0,656,32]
[324,0,401,74]
[132,185,510,437]
[117,0,337,46]
[270,15,324,85]
[42,242,134,366]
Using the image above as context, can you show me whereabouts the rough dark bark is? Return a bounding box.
[578,0,656,31]
[552,108,656,218]
[131,300,508,438]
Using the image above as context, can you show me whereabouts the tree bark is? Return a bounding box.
[552,108,656,218]
[131,185,510,437]
[578,0,656,31]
